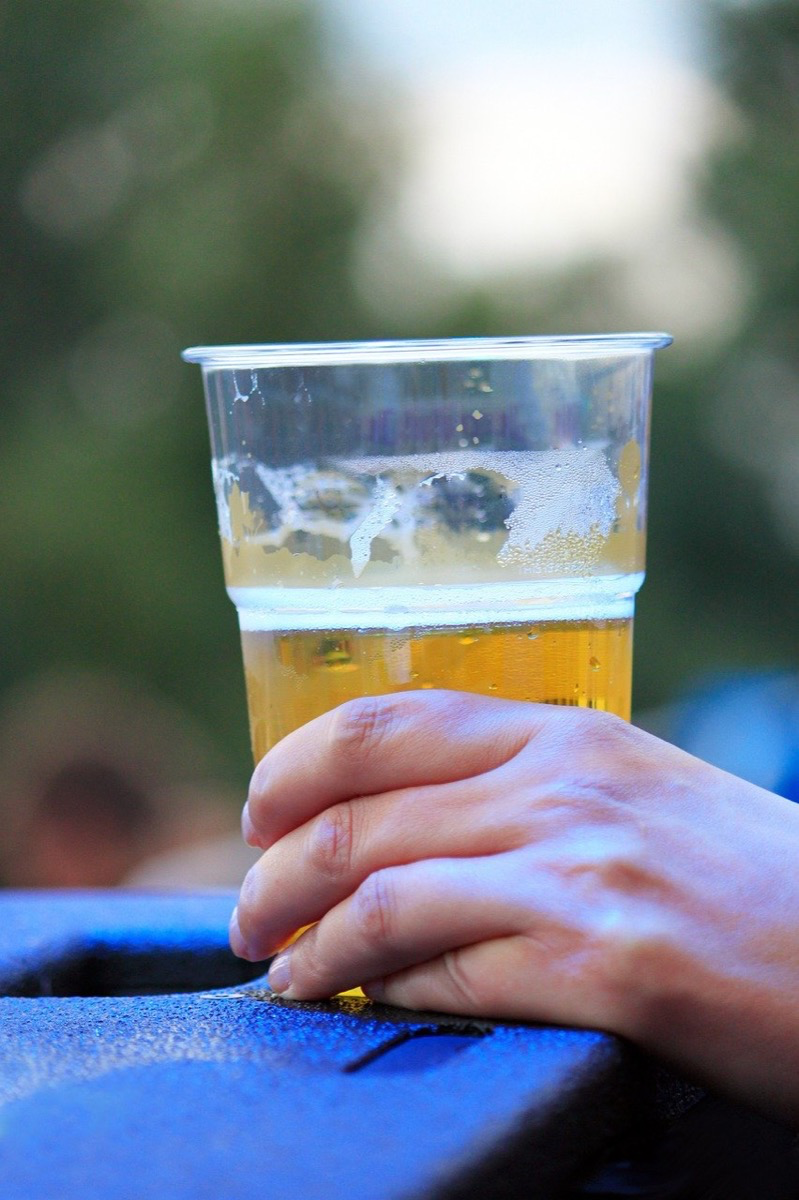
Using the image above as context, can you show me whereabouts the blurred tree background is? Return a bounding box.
[635,0,799,711]
[2,0,799,792]
[0,0,390,781]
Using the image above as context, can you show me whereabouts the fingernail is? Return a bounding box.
[228,906,250,959]
[241,802,259,847]
[364,977,386,1002]
[268,950,293,996]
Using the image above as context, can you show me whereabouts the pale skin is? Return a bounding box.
[229,690,799,1125]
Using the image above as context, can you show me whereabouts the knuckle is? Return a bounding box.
[530,707,647,817]
[327,695,396,765]
[594,913,677,1034]
[596,840,651,893]
[247,757,274,819]
[560,704,624,744]
[307,801,358,880]
[353,868,398,950]
[289,924,328,993]
[239,864,258,907]
[442,947,481,1009]
[235,871,268,956]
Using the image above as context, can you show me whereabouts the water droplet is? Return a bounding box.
[471,409,483,420]
[589,656,601,671]
[527,631,539,640]
[458,437,469,448]
[488,683,498,691]
[472,436,480,445]
[458,634,478,645]
[455,423,464,432]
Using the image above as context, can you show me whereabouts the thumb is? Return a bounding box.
[362,935,575,1025]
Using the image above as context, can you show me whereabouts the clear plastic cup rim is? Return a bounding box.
[182,333,673,370]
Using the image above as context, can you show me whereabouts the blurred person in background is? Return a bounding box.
[0,671,255,889]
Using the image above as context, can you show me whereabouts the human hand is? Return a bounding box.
[231,690,799,1122]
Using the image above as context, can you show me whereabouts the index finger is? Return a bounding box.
[244,689,538,848]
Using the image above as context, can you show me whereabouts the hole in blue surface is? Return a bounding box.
[344,1026,489,1074]
[7,945,270,997]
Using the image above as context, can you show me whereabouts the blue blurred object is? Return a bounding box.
[656,670,799,803]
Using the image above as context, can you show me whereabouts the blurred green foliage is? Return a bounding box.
[0,0,388,780]
[633,0,799,709]
[2,0,799,784]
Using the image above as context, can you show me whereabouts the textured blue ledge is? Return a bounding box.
[0,890,638,1199]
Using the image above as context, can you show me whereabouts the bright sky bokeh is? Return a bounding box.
[319,0,746,339]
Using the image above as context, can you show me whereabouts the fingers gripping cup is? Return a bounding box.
[184,336,671,764]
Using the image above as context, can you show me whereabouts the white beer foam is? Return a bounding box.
[217,447,620,576]
[349,476,403,578]
[340,448,619,571]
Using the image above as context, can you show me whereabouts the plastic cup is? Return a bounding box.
[184,335,671,764]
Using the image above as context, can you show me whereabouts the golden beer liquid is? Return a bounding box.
[241,616,632,763]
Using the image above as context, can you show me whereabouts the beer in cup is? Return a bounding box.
[184,335,671,763]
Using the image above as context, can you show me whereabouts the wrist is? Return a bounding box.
[615,787,799,1122]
